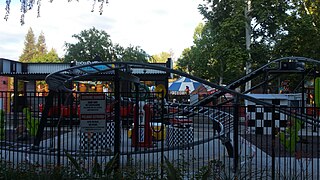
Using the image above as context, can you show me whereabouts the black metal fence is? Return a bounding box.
[0,91,319,179]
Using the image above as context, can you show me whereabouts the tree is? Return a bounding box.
[177,0,320,87]
[176,48,192,73]
[270,0,320,60]
[303,0,320,28]
[176,23,214,81]
[20,28,60,62]
[19,27,36,62]
[4,1,109,25]
[121,45,149,63]
[248,0,320,60]
[64,27,115,62]
[64,27,150,63]
[30,48,61,63]
[150,52,171,63]
[177,1,247,85]
[36,31,48,56]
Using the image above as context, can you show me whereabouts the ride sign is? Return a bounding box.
[80,93,106,132]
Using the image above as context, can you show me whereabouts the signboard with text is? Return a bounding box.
[80,93,106,133]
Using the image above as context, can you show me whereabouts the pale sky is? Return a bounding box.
[0,0,203,61]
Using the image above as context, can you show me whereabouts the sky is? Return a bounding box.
[0,0,204,61]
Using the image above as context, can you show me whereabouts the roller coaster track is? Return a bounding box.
[194,57,313,107]
[40,56,320,155]
[45,57,320,123]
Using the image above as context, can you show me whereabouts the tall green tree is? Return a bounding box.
[64,27,114,62]
[20,28,60,62]
[36,31,48,56]
[177,23,216,81]
[249,0,320,60]
[64,27,149,63]
[178,0,320,86]
[150,52,171,63]
[177,1,247,85]
[121,45,149,63]
[19,27,36,62]
[176,48,192,73]
[201,0,248,84]
[271,0,320,60]
[30,48,61,63]
[298,0,320,29]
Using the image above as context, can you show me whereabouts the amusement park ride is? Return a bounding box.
[2,56,320,179]
[0,56,315,158]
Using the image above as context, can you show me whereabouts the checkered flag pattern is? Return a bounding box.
[165,125,194,149]
[246,99,288,135]
[79,122,115,151]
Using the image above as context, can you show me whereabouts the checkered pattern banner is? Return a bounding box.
[246,99,288,135]
[165,125,194,149]
[79,122,115,151]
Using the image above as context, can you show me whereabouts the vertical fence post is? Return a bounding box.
[233,95,239,174]
[13,78,18,128]
[160,90,164,179]
[57,111,61,167]
[271,105,276,180]
[114,69,121,171]
[134,83,139,151]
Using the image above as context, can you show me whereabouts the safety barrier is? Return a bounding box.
[0,91,319,179]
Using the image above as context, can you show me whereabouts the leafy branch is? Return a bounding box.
[4,0,109,25]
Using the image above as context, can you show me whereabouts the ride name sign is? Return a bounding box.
[80,93,106,133]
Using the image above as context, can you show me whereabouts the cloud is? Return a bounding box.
[0,0,203,60]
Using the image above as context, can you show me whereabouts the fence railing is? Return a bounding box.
[0,91,319,179]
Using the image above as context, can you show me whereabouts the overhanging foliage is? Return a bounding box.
[4,0,109,25]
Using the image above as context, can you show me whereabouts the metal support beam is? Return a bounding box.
[33,90,55,149]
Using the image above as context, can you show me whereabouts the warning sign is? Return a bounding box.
[80,94,106,114]
[80,93,106,132]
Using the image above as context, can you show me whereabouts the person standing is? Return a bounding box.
[185,86,190,95]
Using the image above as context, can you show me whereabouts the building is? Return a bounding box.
[0,58,173,112]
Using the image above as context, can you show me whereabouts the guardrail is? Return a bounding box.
[0,91,318,179]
